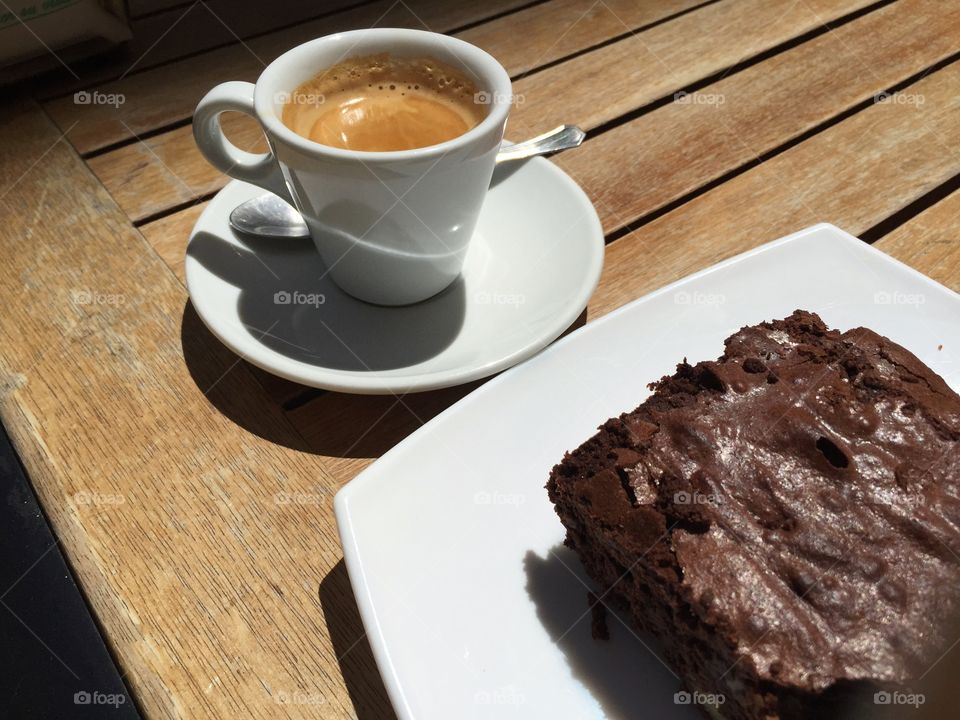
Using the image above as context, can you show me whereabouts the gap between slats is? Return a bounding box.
[602,50,960,245]
[76,0,719,159]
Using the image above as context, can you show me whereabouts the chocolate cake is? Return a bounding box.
[547,310,960,719]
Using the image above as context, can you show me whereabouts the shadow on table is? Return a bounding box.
[182,293,587,457]
[180,299,482,454]
[524,545,690,720]
[320,560,398,720]
[180,301,315,452]
[287,308,586,459]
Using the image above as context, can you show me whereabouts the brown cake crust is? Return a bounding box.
[547,310,960,719]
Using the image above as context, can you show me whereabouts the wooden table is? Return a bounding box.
[2,0,960,717]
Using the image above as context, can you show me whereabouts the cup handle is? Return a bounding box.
[193,81,293,204]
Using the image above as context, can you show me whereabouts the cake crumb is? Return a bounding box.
[588,592,609,641]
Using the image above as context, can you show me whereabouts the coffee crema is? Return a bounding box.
[281,53,488,152]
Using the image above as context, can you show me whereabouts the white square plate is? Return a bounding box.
[334,224,959,720]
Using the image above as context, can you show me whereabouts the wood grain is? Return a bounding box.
[457,0,707,77]
[85,0,881,223]
[0,100,394,719]
[874,190,960,292]
[43,0,533,154]
[554,0,960,234]
[139,202,208,283]
[506,0,880,138]
[587,59,960,320]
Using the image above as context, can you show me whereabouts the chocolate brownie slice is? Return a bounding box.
[547,310,960,719]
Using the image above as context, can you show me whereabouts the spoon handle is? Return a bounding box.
[495,125,586,164]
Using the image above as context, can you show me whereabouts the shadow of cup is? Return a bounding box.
[186,230,466,371]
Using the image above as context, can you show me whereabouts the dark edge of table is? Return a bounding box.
[0,422,143,719]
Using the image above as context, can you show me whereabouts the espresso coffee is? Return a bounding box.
[281,53,487,152]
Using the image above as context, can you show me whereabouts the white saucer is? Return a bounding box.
[184,159,603,394]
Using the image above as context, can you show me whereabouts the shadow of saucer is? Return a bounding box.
[186,230,465,372]
[180,300,313,452]
[294,381,481,458]
[180,298,588,458]
[524,545,694,720]
[293,309,587,458]
[320,560,397,720]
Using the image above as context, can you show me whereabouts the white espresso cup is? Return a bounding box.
[193,29,512,305]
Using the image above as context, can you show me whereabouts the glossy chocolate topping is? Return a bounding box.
[613,310,960,691]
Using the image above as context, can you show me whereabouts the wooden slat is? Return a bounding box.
[123,0,361,72]
[43,0,533,154]
[554,0,960,233]
[85,0,880,224]
[586,59,960,320]
[28,0,362,100]
[139,202,207,283]
[457,0,707,77]
[505,0,881,137]
[874,190,960,292]
[0,100,392,719]
[88,119,258,224]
